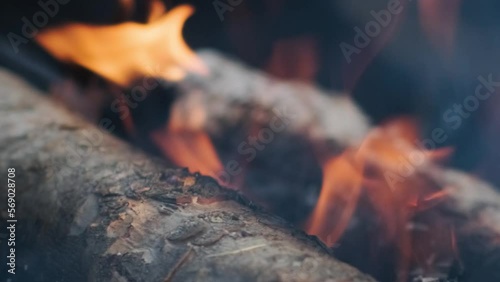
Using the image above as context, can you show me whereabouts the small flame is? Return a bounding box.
[307,149,364,245]
[418,0,461,56]
[307,117,456,280]
[36,5,207,86]
[151,129,223,180]
[151,96,224,182]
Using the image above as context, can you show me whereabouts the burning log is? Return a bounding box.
[165,52,500,280]
[171,49,372,154]
[0,69,376,281]
[8,5,500,276]
[148,49,372,189]
[31,2,372,186]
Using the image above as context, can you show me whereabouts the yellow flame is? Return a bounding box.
[36,5,207,86]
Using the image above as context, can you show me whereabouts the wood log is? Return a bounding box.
[170,50,500,233]
[170,50,372,151]
[170,51,500,281]
[177,50,500,234]
[0,68,376,281]
[422,166,500,281]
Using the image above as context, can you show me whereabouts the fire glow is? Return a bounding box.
[35,3,465,281]
[306,118,457,280]
[35,4,207,86]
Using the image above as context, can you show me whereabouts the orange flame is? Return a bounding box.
[151,94,224,182]
[307,149,364,245]
[36,3,222,181]
[307,117,456,280]
[35,5,207,86]
[151,129,223,180]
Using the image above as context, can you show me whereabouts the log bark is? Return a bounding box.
[0,68,376,281]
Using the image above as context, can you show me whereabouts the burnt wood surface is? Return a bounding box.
[0,68,376,282]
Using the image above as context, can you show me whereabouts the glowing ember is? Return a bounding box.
[35,5,207,86]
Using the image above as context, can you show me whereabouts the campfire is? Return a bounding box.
[1,1,500,282]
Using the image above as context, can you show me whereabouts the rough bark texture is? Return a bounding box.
[0,69,376,282]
